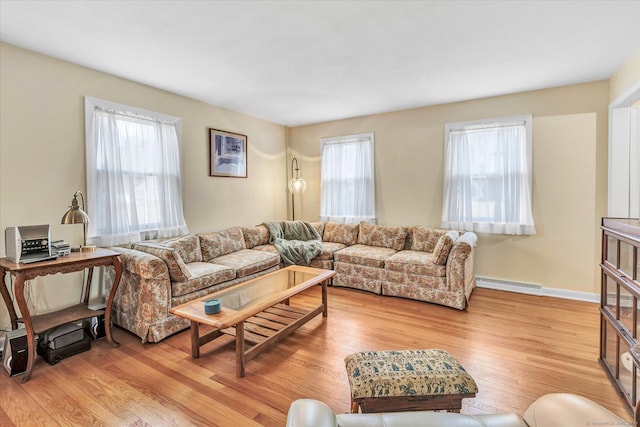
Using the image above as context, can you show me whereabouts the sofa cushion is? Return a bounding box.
[253,240,341,263]
[410,227,447,253]
[210,249,280,278]
[199,227,246,261]
[309,221,325,239]
[334,244,397,268]
[323,222,359,246]
[252,244,279,254]
[132,243,192,282]
[432,231,459,265]
[171,263,236,298]
[162,234,203,263]
[385,250,447,276]
[314,241,347,260]
[241,225,270,249]
[357,222,408,251]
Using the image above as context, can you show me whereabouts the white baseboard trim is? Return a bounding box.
[476,276,599,303]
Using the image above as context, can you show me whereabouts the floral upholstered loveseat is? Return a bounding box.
[329,222,477,311]
[106,221,477,343]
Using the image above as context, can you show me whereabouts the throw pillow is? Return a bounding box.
[132,243,192,282]
[357,222,408,251]
[241,225,270,249]
[432,230,460,265]
[411,226,447,253]
[309,221,325,239]
[323,222,359,246]
[162,234,203,263]
[199,227,246,261]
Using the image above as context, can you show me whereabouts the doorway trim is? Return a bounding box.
[608,80,640,217]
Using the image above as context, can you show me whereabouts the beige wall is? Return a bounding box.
[0,40,626,330]
[610,48,640,102]
[289,81,610,295]
[0,43,287,328]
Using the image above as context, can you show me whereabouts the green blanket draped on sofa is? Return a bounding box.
[263,220,322,266]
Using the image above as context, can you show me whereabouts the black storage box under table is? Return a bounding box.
[37,323,91,365]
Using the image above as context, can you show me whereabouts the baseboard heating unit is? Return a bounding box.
[476,276,598,303]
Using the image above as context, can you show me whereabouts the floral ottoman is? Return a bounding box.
[344,349,478,413]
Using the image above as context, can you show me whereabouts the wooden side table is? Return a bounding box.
[0,248,122,382]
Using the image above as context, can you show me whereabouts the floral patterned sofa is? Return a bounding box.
[106,226,280,343]
[107,222,476,343]
[246,221,344,271]
[329,222,477,310]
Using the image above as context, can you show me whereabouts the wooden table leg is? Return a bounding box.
[104,256,122,347]
[0,270,18,330]
[83,267,94,305]
[13,272,35,382]
[236,322,245,378]
[191,321,200,358]
[322,279,328,317]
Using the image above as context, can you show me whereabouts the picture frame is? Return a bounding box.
[208,128,247,178]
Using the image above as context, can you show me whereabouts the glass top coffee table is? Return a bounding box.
[170,265,335,377]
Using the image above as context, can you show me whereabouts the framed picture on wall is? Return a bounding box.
[208,128,247,178]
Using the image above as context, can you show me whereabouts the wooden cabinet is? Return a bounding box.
[600,218,640,415]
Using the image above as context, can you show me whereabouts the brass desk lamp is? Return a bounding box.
[61,190,96,251]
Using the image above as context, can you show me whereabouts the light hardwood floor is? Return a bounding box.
[0,286,630,426]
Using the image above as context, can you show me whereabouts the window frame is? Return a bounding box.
[442,114,535,235]
[84,96,186,245]
[319,132,376,224]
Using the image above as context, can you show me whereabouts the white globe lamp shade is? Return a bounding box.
[288,177,307,193]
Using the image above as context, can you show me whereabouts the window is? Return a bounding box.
[84,97,188,246]
[320,133,375,224]
[442,115,535,235]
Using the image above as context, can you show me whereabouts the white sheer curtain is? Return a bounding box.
[85,97,188,246]
[320,133,375,224]
[442,116,536,235]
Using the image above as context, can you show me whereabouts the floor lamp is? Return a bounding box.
[288,157,307,220]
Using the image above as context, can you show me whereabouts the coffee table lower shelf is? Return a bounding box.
[192,302,324,377]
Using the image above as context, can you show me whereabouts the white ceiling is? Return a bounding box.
[1,1,639,126]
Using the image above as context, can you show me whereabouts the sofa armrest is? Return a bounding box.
[287,399,527,427]
[108,246,171,280]
[105,247,172,343]
[523,393,630,427]
[445,232,477,294]
[286,399,337,427]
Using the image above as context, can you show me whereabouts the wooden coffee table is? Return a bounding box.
[170,265,335,377]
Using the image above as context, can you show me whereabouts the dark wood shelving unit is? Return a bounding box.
[600,217,640,416]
